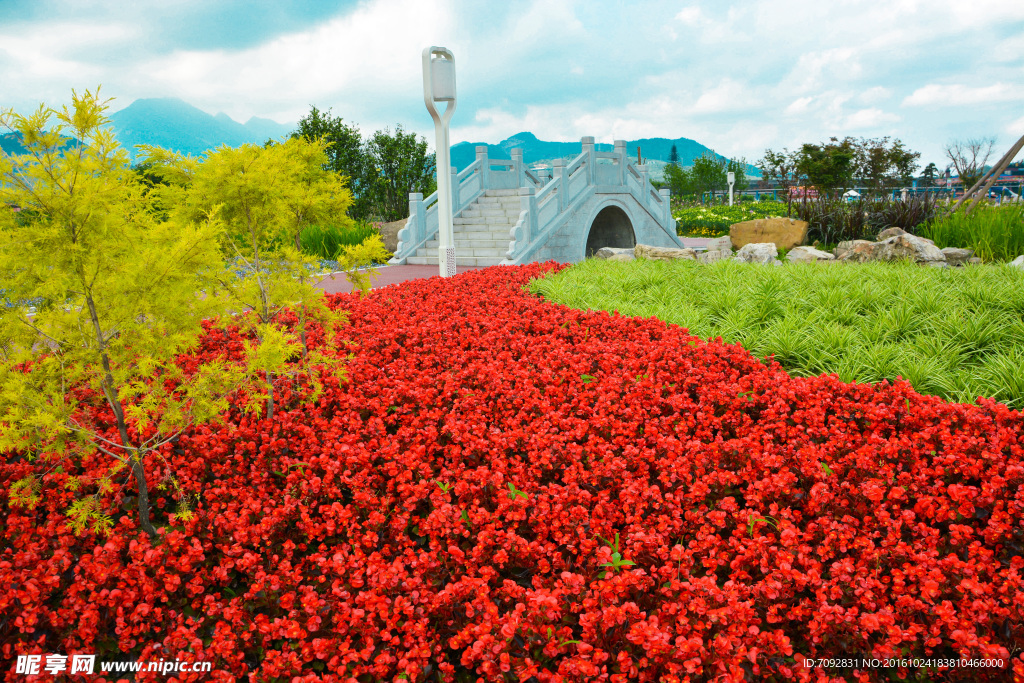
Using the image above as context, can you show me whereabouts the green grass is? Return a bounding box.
[674,200,789,237]
[530,258,1024,410]
[919,203,1024,262]
[299,221,381,260]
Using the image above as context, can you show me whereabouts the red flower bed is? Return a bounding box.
[2,263,1023,682]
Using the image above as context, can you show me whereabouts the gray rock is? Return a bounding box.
[876,227,908,240]
[1010,255,1024,269]
[594,247,635,259]
[925,261,949,268]
[835,240,874,261]
[707,236,733,253]
[606,253,635,262]
[634,244,697,261]
[735,242,780,265]
[698,249,732,264]
[787,246,836,263]
[873,234,946,263]
[940,247,974,266]
[966,257,984,265]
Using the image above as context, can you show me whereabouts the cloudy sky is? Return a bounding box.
[1,0,1023,170]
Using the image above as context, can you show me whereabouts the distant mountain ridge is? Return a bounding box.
[108,98,293,161]
[451,131,761,178]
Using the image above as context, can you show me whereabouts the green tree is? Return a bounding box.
[363,125,436,222]
[690,152,728,202]
[794,137,857,198]
[662,161,695,199]
[0,88,243,537]
[855,137,920,195]
[292,106,367,216]
[140,138,353,421]
[920,162,939,188]
[758,148,799,194]
[668,144,679,165]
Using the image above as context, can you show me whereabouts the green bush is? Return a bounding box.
[299,221,379,260]
[531,258,1024,410]
[919,203,1024,262]
[674,201,789,237]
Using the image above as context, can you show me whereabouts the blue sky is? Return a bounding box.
[2,0,1023,170]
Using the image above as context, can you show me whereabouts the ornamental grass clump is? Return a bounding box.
[2,264,1023,681]
[533,257,1024,410]
[920,203,1024,262]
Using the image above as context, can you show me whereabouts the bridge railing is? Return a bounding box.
[392,137,675,264]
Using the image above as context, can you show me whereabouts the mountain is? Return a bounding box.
[450,132,760,179]
[1,131,82,158]
[108,98,293,161]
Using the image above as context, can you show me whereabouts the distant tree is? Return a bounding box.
[292,106,369,217]
[945,137,996,191]
[663,162,694,199]
[794,137,858,198]
[668,144,679,165]
[0,88,240,538]
[690,152,728,202]
[920,162,939,188]
[855,137,920,194]
[758,148,799,194]
[362,125,436,222]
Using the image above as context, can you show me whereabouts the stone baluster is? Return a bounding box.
[553,158,567,212]
[614,140,627,186]
[511,148,525,188]
[519,186,537,246]
[476,146,489,190]
[408,192,424,245]
[450,167,460,214]
[660,188,672,225]
[581,136,595,185]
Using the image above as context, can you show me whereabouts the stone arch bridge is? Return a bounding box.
[391,136,681,266]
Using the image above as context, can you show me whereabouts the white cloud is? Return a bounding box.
[675,7,702,25]
[902,83,1024,107]
[1009,115,1024,136]
[785,97,813,115]
[690,79,759,114]
[842,108,901,129]
[857,86,890,105]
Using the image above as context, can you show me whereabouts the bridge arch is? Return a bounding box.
[584,200,636,258]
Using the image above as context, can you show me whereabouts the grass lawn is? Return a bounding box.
[531,258,1024,410]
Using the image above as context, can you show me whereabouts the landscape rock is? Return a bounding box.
[834,240,875,262]
[698,249,732,264]
[378,218,407,253]
[787,246,836,263]
[1010,255,1024,269]
[941,247,974,266]
[594,247,635,259]
[836,235,945,264]
[707,236,733,253]
[966,257,984,265]
[735,242,780,265]
[634,244,697,261]
[730,217,809,250]
[606,253,635,262]
[876,227,908,240]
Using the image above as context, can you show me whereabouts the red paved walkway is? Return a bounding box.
[314,239,715,294]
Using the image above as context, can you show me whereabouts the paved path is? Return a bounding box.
[314,239,716,294]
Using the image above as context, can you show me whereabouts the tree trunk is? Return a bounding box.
[130,455,157,537]
[266,371,275,421]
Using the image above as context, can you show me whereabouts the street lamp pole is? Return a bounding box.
[727,171,735,206]
[422,46,457,278]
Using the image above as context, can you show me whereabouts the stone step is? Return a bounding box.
[426,238,510,249]
[483,189,518,197]
[453,217,517,228]
[476,196,522,206]
[407,255,506,266]
[460,208,506,218]
[417,246,508,258]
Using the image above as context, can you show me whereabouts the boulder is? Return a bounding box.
[1010,255,1024,269]
[634,244,697,261]
[594,247,635,260]
[787,246,836,263]
[707,236,733,253]
[966,257,984,265]
[835,240,875,262]
[606,253,635,262]
[378,218,407,253]
[730,217,809,250]
[940,247,974,266]
[872,234,946,264]
[876,227,908,240]
[735,242,780,265]
[698,249,732,264]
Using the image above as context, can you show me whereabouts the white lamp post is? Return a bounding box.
[422,46,457,278]
[727,171,735,206]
